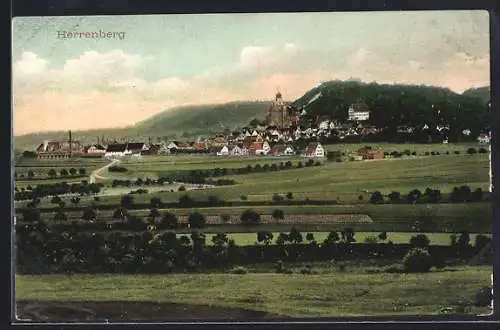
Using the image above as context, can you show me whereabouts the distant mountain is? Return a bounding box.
[462,86,490,104]
[133,101,269,136]
[14,101,270,150]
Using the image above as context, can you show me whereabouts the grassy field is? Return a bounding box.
[324,142,484,154]
[198,232,491,246]
[16,265,492,317]
[23,153,487,206]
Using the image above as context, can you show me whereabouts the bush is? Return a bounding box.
[369,191,384,204]
[410,234,430,248]
[474,234,491,251]
[454,150,460,155]
[241,209,261,225]
[364,236,378,244]
[272,194,284,202]
[240,195,248,201]
[178,185,186,192]
[286,192,294,200]
[120,194,134,208]
[388,191,401,203]
[403,248,433,273]
[466,147,477,154]
[188,212,206,229]
[378,232,388,241]
[230,266,248,274]
[474,287,493,307]
[108,166,128,172]
[159,212,179,230]
[478,147,488,154]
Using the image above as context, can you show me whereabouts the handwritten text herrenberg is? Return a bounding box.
[57,30,126,40]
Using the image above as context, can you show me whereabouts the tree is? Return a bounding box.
[406,189,422,204]
[323,231,340,245]
[149,208,161,222]
[82,206,97,221]
[69,168,77,176]
[341,228,356,243]
[306,233,316,244]
[71,197,80,206]
[48,169,57,178]
[50,196,62,204]
[27,170,35,178]
[276,232,289,245]
[178,195,195,207]
[160,211,179,230]
[369,191,384,204]
[457,231,470,246]
[403,248,433,273]
[409,234,430,248]
[113,207,128,219]
[120,194,134,209]
[387,191,401,203]
[79,168,86,175]
[257,231,274,245]
[188,212,206,229]
[212,233,229,247]
[249,118,261,127]
[240,209,261,225]
[286,192,294,200]
[60,169,69,177]
[288,226,303,244]
[150,197,162,208]
[378,232,388,241]
[53,210,68,221]
[272,209,284,222]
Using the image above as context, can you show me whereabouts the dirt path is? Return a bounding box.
[16,301,282,322]
[89,159,121,184]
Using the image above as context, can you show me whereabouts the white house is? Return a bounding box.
[216,145,230,156]
[318,120,330,130]
[85,144,106,156]
[302,142,325,158]
[348,103,370,121]
[462,129,472,136]
[253,141,271,155]
[284,146,295,156]
[477,133,490,144]
[105,143,128,157]
[230,145,247,156]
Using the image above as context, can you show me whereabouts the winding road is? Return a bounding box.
[89,158,121,184]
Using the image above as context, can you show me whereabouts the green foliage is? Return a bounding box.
[230,266,248,274]
[240,209,261,225]
[410,234,431,248]
[403,248,433,273]
[188,212,206,229]
[159,212,178,230]
[120,194,134,209]
[272,209,284,221]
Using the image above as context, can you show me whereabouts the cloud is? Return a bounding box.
[13,52,48,76]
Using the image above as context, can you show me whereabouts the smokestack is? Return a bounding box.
[68,130,72,157]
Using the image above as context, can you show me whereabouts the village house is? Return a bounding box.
[229,144,248,156]
[302,142,325,158]
[251,141,271,155]
[127,142,149,155]
[105,143,128,157]
[216,145,230,156]
[192,141,208,152]
[83,144,106,157]
[361,126,379,135]
[36,131,85,160]
[270,144,295,156]
[348,102,370,121]
[477,133,490,144]
[462,129,472,136]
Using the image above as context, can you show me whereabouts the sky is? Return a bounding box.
[12,11,490,135]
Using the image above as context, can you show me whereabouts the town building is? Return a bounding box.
[266,92,300,129]
[83,144,106,157]
[302,142,325,158]
[348,102,370,121]
[36,131,85,160]
[477,133,490,144]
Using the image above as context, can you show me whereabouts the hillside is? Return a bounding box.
[292,80,489,131]
[14,101,269,150]
[133,101,269,136]
[462,86,490,104]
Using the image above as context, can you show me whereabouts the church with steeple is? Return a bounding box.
[266,91,299,129]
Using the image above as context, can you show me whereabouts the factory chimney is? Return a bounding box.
[68,130,72,157]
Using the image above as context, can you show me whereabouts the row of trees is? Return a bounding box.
[15,167,87,180]
[15,181,102,201]
[16,221,484,274]
[369,186,486,205]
